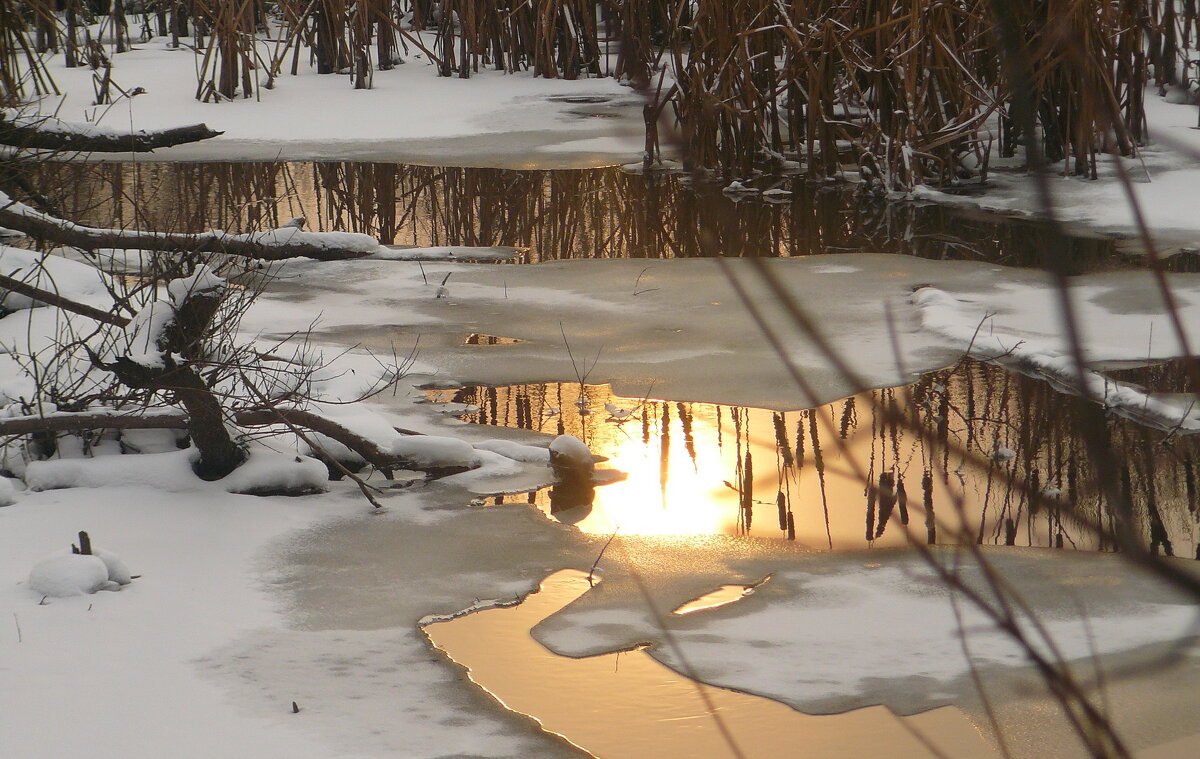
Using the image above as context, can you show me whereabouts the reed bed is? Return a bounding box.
[7,2,1200,187]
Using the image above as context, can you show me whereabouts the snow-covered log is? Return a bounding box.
[0,110,222,153]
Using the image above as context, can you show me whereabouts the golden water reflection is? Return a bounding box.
[449,359,1200,555]
[424,569,1000,759]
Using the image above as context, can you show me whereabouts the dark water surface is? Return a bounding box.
[30,159,1199,269]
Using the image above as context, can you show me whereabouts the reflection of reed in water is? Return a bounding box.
[455,358,1200,555]
[39,161,1193,271]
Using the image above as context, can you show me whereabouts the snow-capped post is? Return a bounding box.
[548,435,596,515]
[93,265,247,481]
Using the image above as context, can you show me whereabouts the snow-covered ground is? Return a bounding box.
[19,37,645,168]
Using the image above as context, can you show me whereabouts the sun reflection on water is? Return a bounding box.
[455,358,1200,554]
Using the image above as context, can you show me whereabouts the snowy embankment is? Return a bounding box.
[21,37,644,168]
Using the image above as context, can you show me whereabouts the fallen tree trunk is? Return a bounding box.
[0,112,223,152]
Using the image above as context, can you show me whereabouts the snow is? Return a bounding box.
[913,283,1200,431]
[474,439,552,464]
[530,549,1200,719]
[113,298,173,368]
[92,547,133,585]
[251,253,1200,412]
[28,39,644,168]
[27,552,110,597]
[3,33,1200,759]
[166,263,225,306]
[548,434,594,469]
[1,108,124,138]
[0,476,16,506]
[391,434,480,468]
[0,244,113,312]
[25,448,328,495]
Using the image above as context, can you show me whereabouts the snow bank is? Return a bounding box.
[912,91,1200,242]
[391,434,481,468]
[33,39,643,167]
[25,448,328,495]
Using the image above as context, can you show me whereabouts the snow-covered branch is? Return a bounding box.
[0,192,387,261]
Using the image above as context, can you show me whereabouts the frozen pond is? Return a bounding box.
[28,159,1200,759]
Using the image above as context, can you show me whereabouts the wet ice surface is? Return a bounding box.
[253,493,1200,759]
[531,549,1199,711]
[253,254,1200,415]
[234,251,1200,757]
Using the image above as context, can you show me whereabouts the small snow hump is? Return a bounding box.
[28,554,110,597]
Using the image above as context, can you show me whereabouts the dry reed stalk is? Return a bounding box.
[0,0,59,105]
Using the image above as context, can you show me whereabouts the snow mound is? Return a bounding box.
[28,553,110,597]
[549,436,595,481]
[220,453,329,496]
[473,439,551,464]
[0,476,16,506]
[391,435,481,468]
[166,263,225,306]
[93,547,133,585]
